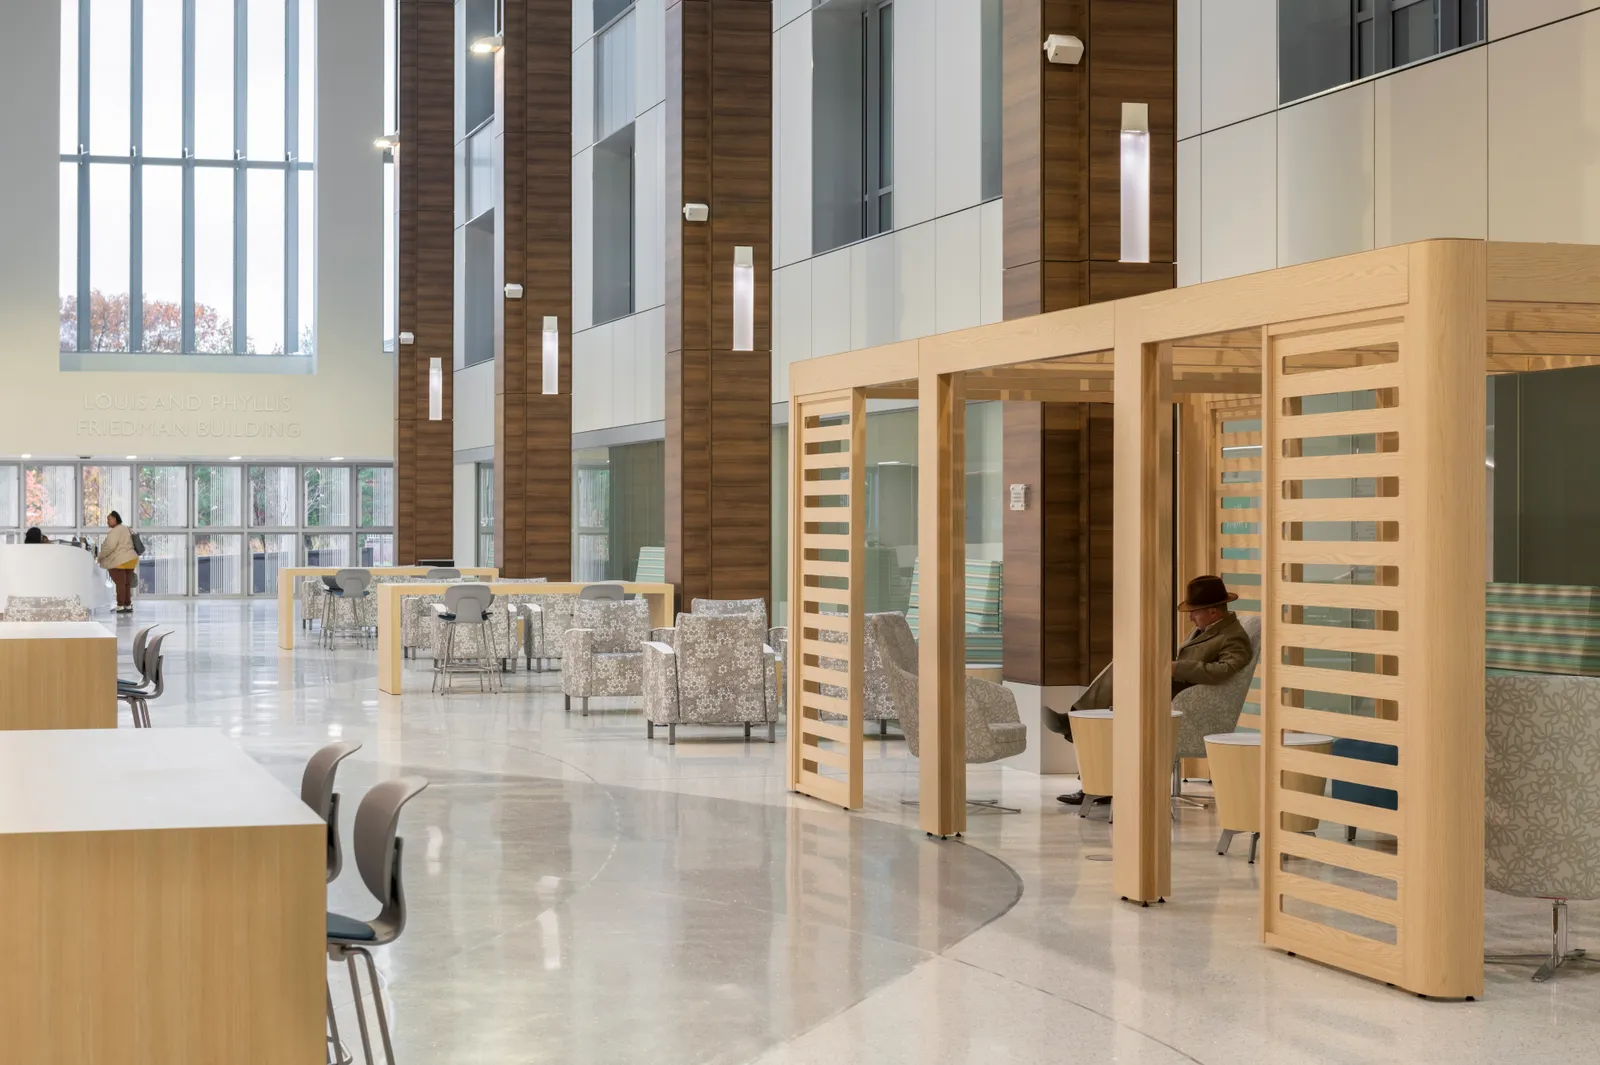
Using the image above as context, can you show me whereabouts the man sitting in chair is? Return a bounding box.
[1048,574,1253,807]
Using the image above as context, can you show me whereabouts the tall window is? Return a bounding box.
[592,4,636,325]
[1279,0,1484,104]
[811,0,893,255]
[60,0,316,356]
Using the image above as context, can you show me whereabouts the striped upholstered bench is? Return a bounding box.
[1487,582,1600,678]
[635,546,665,585]
[905,558,1004,666]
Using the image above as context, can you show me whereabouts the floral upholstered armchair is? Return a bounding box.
[642,612,778,744]
[560,598,651,714]
[3,595,91,622]
[526,593,579,671]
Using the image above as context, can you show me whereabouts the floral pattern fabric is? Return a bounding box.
[643,613,778,726]
[871,612,1025,762]
[1485,672,1600,901]
[690,598,767,621]
[561,599,651,698]
[4,595,90,622]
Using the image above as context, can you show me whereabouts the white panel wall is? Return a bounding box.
[850,235,896,351]
[935,208,982,335]
[979,198,1002,326]
[634,105,666,310]
[572,322,613,433]
[1277,83,1373,267]
[572,149,594,332]
[453,462,477,568]
[1488,11,1600,243]
[573,41,595,152]
[1178,0,1202,141]
[1375,46,1487,245]
[635,0,665,114]
[895,221,937,339]
[774,0,809,30]
[934,0,983,217]
[573,0,592,49]
[1199,0,1277,133]
[1177,135,1201,287]
[453,361,496,452]
[774,17,813,269]
[772,261,811,403]
[810,247,853,357]
[892,0,938,228]
[1199,114,1276,281]
[1489,0,1600,39]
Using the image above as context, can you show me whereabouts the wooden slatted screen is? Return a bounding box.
[788,391,866,809]
[1260,317,1408,987]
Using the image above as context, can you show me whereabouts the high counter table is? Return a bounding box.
[0,728,325,1064]
[377,581,677,695]
[276,566,499,650]
[0,621,117,730]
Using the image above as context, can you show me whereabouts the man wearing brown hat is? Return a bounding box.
[1050,575,1254,807]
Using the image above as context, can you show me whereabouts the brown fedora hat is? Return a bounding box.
[1177,574,1238,611]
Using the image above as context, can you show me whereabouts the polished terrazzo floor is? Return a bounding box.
[112,600,1600,1064]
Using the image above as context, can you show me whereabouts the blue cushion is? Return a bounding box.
[1328,738,1399,811]
[327,912,376,942]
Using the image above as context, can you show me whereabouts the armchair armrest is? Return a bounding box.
[561,627,595,661]
[643,641,679,723]
[650,626,676,645]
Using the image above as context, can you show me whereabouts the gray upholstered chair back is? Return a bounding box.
[140,630,171,699]
[572,597,650,652]
[352,776,429,940]
[1486,673,1600,901]
[442,584,494,620]
[301,741,363,883]
[425,567,461,579]
[691,597,766,621]
[580,583,626,601]
[334,568,372,598]
[1173,613,1262,759]
[127,624,156,682]
[874,614,925,756]
[675,612,767,698]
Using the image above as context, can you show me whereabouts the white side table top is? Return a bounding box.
[1204,730,1335,747]
[1069,708,1183,719]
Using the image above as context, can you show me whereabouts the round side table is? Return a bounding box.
[1204,730,1334,863]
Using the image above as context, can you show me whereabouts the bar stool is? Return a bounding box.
[322,570,373,649]
[579,583,625,602]
[431,585,498,694]
[424,567,460,580]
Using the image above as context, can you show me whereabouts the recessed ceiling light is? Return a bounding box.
[228,455,241,461]
[125,455,137,460]
[19,453,30,459]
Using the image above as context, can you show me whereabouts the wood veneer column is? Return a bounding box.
[394,0,455,566]
[493,0,572,579]
[1000,0,1174,686]
[664,0,772,607]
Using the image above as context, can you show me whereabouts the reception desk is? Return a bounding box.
[0,729,325,1063]
[0,622,117,730]
[376,581,676,694]
[0,543,113,615]
[275,566,498,650]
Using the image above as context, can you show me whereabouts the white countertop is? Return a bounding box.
[0,728,322,835]
[1205,731,1335,747]
[0,621,115,641]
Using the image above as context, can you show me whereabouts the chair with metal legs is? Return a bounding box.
[301,740,364,1064]
[116,625,159,706]
[116,630,170,728]
[326,776,430,1065]
[430,585,498,694]
[323,570,375,649]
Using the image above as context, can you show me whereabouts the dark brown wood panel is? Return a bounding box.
[395,0,455,566]
[665,0,772,608]
[1000,0,1173,685]
[494,0,573,578]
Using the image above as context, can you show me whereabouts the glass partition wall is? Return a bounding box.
[0,460,393,596]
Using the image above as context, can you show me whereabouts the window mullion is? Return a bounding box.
[130,0,144,353]
[182,0,195,352]
[285,0,299,353]
[233,0,248,353]
[77,0,91,353]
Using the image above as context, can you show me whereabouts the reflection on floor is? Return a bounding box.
[109,600,1600,1064]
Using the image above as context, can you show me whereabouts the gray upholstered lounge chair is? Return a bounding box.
[560,598,651,714]
[642,612,779,744]
[874,612,1027,809]
[1172,613,1263,805]
[1485,672,1600,981]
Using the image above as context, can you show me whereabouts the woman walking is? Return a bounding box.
[99,511,139,613]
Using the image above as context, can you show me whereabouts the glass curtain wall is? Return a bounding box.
[571,441,665,583]
[0,460,393,594]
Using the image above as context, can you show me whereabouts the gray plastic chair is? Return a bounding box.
[424,567,460,580]
[323,570,374,649]
[579,583,626,602]
[431,585,498,693]
[117,630,170,728]
[301,741,363,884]
[117,625,157,692]
[326,776,430,1065]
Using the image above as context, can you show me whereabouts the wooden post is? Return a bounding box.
[1176,400,1214,637]
[1111,331,1173,903]
[917,371,967,836]
[1400,239,1485,997]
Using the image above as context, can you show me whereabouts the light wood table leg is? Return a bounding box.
[277,574,295,650]
[377,585,404,695]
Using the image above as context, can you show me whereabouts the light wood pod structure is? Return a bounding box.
[0,621,116,730]
[787,239,1600,998]
[275,566,500,650]
[0,729,325,1063]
